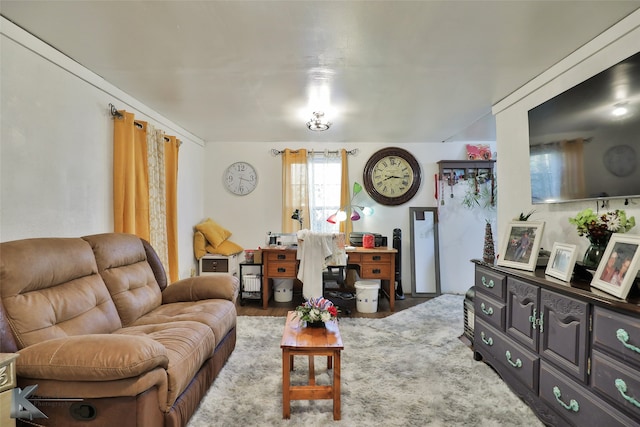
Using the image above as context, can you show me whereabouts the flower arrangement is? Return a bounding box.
[294,297,339,324]
[569,208,635,239]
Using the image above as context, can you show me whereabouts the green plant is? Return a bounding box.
[569,208,635,238]
[461,174,496,210]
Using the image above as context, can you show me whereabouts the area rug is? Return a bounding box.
[187,294,543,426]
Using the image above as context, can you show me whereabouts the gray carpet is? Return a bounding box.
[187,294,543,426]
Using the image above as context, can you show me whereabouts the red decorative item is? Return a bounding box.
[363,234,375,248]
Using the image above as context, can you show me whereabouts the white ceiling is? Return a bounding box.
[1,1,639,144]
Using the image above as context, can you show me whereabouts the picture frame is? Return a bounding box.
[591,234,640,299]
[497,221,545,271]
[545,243,578,282]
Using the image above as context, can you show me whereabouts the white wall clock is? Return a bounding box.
[223,162,258,195]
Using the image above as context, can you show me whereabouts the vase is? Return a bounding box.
[583,233,611,270]
[306,321,325,328]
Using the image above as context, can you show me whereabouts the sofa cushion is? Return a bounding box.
[133,300,237,348]
[195,218,231,248]
[193,231,207,260]
[83,233,162,326]
[16,334,168,381]
[117,321,216,411]
[161,275,239,304]
[0,238,122,349]
[206,239,243,256]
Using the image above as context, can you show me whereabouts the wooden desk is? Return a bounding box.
[281,311,343,420]
[261,247,397,311]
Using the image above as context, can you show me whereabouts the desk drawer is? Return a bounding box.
[354,253,391,263]
[266,251,297,262]
[359,263,392,279]
[266,262,297,277]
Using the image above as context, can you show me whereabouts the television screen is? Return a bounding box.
[528,51,640,204]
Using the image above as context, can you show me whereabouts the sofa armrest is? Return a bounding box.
[161,275,239,304]
[17,335,168,381]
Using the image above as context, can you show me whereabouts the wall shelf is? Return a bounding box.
[437,160,495,185]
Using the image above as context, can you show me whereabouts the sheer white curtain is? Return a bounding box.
[147,124,169,280]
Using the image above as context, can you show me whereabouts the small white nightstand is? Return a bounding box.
[198,253,239,277]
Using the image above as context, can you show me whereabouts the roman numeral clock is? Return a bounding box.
[363,147,422,206]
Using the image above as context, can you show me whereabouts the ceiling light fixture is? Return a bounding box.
[612,102,629,117]
[306,111,331,131]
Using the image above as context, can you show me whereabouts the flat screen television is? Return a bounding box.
[528,51,640,204]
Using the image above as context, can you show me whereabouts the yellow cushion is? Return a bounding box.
[194,231,207,260]
[206,239,243,256]
[195,218,232,248]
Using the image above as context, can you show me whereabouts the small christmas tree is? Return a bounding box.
[483,220,495,264]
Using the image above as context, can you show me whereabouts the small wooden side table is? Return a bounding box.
[1,353,18,427]
[280,312,343,420]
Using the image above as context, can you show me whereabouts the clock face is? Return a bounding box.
[363,147,421,206]
[223,162,257,195]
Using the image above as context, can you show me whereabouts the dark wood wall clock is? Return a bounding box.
[363,147,422,206]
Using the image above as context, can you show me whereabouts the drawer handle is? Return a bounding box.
[480,331,493,346]
[480,303,493,316]
[373,255,381,260]
[505,351,522,368]
[277,254,286,260]
[277,267,286,273]
[553,386,580,412]
[615,379,640,408]
[372,269,381,274]
[481,276,494,288]
[616,328,640,354]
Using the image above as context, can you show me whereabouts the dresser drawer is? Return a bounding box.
[592,306,640,368]
[540,361,637,427]
[475,318,539,391]
[475,267,506,300]
[266,250,297,262]
[266,262,297,277]
[475,291,506,331]
[591,349,640,419]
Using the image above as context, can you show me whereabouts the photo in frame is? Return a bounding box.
[591,234,640,299]
[497,221,545,271]
[545,243,578,282]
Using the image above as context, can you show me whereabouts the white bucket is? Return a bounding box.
[355,281,380,313]
[273,278,294,302]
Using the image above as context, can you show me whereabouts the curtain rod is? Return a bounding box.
[109,103,182,145]
[270,148,359,156]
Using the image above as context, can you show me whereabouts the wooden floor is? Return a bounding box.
[236,286,428,318]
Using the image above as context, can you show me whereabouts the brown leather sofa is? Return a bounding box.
[0,233,239,427]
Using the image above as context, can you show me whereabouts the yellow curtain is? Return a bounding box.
[113,112,150,240]
[281,149,309,233]
[560,138,586,199]
[165,136,180,282]
[113,110,179,281]
[338,149,352,237]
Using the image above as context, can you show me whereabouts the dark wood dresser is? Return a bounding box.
[472,260,640,427]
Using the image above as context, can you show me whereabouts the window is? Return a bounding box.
[307,155,342,232]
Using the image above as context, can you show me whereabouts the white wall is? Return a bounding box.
[204,141,495,295]
[493,11,640,257]
[1,18,492,293]
[0,19,206,280]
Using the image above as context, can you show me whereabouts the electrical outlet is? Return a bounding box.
[190,267,196,277]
